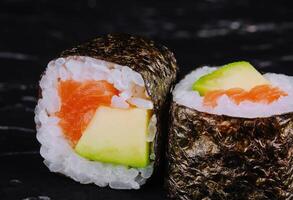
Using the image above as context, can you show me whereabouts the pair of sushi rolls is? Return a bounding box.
[167,61,293,199]
[35,34,178,189]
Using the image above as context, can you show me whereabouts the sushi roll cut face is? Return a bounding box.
[174,61,292,118]
[167,61,293,199]
[35,34,178,190]
[36,56,155,189]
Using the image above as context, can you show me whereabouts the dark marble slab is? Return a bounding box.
[1,0,293,199]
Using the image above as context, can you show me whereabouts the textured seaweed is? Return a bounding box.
[60,33,178,174]
[167,102,293,200]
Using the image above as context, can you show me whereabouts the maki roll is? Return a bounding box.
[35,34,178,189]
[167,61,293,199]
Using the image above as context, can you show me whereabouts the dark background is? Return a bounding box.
[1,0,293,199]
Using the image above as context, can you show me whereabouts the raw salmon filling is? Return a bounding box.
[56,80,119,145]
[204,84,288,107]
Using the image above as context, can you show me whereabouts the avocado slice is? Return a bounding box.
[192,61,269,96]
[75,106,151,168]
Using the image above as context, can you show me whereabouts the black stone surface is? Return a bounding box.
[0,0,293,199]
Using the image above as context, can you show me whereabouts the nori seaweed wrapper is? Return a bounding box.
[60,33,178,175]
[167,102,293,200]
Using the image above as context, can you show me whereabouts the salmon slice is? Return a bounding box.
[204,84,287,107]
[56,80,119,145]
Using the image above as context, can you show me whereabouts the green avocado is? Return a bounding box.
[75,106,151,168]
[192,61,269,96]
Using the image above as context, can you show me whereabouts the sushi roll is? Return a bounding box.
[167,61,293,199]
[35,34,178,189]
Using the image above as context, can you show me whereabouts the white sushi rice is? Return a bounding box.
[173,66,293,118]
[35,56,156,189]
